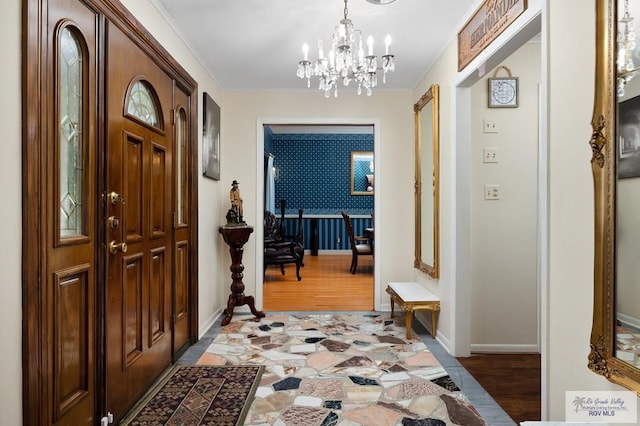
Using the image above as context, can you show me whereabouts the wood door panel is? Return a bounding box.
[125,133,143,241]
[123,255,143,366]
[175,242,189,319]
[149,248,166,345]
[174,241,189,348]
[151,143,167,238]
[54,266,90,421]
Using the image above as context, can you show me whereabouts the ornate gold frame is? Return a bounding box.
[350,151,374,196]
[588,0,640,393]
[414,84,440,278]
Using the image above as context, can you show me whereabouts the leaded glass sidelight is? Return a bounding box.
[127,81,160,127]
[177,108,187,224]
[58,27,85,237]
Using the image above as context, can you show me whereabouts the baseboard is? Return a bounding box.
[470,343,539,353]
[412,311,434,335]
[314,249,351,255]
[618,313,640,330]
[199,307,224,339]
[413,312,451,352]
[379,302,392,312]
[380,307,536,354]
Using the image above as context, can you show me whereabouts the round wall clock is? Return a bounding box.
[488,77,519,108]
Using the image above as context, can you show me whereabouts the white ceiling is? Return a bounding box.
[152,0,478,92]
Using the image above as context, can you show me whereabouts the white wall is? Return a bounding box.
[222,91,415,310]
[410,0,544,356]
[1,0,24,423]
[545,0,640,420]
[469,43,540,351]
[411,39,460,349]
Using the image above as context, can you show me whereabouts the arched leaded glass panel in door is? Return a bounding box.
[126,80,162,128]
[58,26,86,238]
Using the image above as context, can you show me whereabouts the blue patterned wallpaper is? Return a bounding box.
[269,133,374,214]
[281,215,374,251]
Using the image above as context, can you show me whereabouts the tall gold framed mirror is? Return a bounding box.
[589,0,640,393]
[414,84,439,278]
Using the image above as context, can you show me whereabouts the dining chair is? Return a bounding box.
[341,211,373,274]
[264,210,304,281]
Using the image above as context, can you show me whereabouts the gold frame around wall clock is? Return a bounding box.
[588,0,640,394]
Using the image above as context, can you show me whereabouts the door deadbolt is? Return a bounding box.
[109,241,128,254]
[108,216,120,230]
[109,191,125,205]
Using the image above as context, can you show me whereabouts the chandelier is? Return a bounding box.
[617,0,639,96]
[296,0,395,97]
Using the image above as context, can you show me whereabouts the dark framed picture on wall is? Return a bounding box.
[619,95,640,179]
[202,92,221,180]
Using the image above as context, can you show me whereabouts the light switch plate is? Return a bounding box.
[483,119,499,133]
[484,184,500,200]
[483,147,499,163]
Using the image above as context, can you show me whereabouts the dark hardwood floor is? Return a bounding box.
[263,253,541,423]
[457,353,541,423]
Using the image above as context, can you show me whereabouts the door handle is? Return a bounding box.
[109,240,128,254]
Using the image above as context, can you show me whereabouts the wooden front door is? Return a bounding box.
[105,23,174,421]
[24,0,199,424]
[172,87,193,357]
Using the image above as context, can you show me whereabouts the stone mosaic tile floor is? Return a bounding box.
[616,322,640,367]
[195,313,487,426]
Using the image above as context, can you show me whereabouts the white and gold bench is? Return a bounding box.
[386,282,440,340]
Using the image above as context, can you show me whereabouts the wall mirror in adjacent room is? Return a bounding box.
[414,84,439,278]
[589,0,640,393]
[351,151,374,195]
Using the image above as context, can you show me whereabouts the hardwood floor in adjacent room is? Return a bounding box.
[263,253,374,311]
[456,353,541,424]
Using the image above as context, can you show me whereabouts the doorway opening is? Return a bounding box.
[255,119,382,311]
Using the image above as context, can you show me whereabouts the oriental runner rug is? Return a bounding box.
[198,314,487,426]
[121,364,264,425]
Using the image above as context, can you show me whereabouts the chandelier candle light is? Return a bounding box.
[618,0,639,96]
[296,0,395,97]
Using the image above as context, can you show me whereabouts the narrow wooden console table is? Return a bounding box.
[219,225,265,326]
